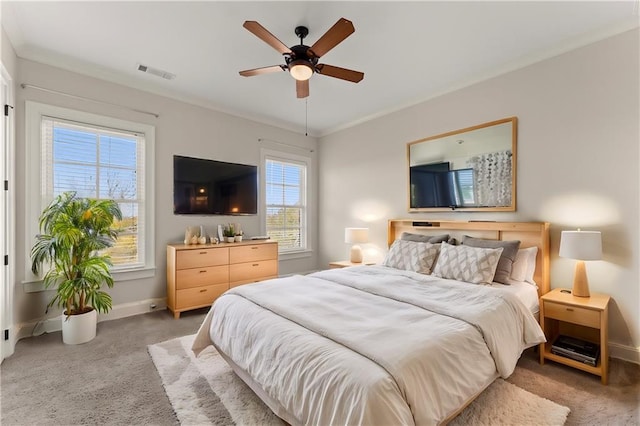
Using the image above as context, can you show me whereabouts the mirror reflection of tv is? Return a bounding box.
[173,155,258,215]
[410,162,475,208]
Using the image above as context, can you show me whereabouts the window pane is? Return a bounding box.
[99,135,137,168]
[99,167,138,200]
[53,163,97,197]
[265,157,306,252]
[53,127,97,164]
[45,117,145,270]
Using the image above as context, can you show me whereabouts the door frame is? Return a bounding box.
[1,63,15,362]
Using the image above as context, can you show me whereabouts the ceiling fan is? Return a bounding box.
[239,18,364,99]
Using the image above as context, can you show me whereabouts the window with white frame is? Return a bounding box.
[26,102,155,280]
[264,155,308,253]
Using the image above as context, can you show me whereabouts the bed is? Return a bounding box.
[192,219,550,425]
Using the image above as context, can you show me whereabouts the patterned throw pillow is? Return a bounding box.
[461,236,520,284]
[431,242,504,284]
[382,240,441,274]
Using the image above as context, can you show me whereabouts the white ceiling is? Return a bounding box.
[2,1,638,136]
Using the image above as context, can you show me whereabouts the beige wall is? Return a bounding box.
[1,26,17,78]
[318,29,640,361]
[12,59,318,323]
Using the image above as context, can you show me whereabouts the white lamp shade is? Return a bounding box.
[345,228,369,244]
[559,230,602,261]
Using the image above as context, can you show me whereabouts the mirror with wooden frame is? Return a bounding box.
[407,117,517,212]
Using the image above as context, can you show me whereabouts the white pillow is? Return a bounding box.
[510,247,538,284]
[382,240,440,274]
[431,242,503,284]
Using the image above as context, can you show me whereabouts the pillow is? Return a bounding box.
[382,240,441,274]
[511,246,539,284]
[400,232,450,244]
[431,242,503,284]
[461,236,521,284]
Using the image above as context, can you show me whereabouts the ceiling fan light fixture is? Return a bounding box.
[289,60,313,81]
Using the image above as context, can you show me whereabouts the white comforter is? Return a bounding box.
[193,266,545,425]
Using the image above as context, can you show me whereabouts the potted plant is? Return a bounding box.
[235,230,244,242]
[223,224,236,243]
[30,191,122,344]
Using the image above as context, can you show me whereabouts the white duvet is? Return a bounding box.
[193,265,545,425]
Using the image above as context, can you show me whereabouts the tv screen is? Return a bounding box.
[410,162,475,208]
[173,155,258,215]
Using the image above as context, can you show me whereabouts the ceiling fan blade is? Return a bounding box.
[308,18,355,58]
[243,21,292,55]
[296,79,309,98]
[316,64,364,83]
[239,65,286,77]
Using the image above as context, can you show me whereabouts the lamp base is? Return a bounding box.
[350,245,363,263]
[572,260,590,297]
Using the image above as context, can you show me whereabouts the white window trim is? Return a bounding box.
[24,101,155,287]
[260,148,313,260]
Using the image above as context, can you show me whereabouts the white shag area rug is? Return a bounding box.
[148,335,570,426]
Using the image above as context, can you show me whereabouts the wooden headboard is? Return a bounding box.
[388,219,550,296]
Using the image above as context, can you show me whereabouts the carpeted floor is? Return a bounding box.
[2,309,639,425]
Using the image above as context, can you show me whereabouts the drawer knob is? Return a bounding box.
[252,263,259,267]
[251,247,258,250]
[199,251,207,254]
[199,270,207,273]
[199,289,207,293]
[566,308,574,312]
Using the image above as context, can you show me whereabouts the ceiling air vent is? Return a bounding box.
[137,63,176,80]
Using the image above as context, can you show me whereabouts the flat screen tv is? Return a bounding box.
[410,162,475,208]
[173,155,258,215]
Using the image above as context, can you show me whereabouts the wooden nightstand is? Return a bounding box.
[539,288,610,384]
[329,260,376,269]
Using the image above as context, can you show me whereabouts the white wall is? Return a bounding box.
[13,58,318,324]
[318,29,640,361]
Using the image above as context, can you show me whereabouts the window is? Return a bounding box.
[264,154,308,253]
[26,102,155,282]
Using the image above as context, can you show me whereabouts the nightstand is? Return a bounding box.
[329,260,376,269]
[539,288,610,384]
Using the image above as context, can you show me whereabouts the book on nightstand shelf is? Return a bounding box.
[551,335,600,367]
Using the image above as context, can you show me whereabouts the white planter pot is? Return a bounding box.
[62,309,97,345]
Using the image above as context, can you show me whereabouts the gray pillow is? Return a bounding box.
[461,236,521,284]
[401,232,450,244]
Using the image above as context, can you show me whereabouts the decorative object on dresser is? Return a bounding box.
[166,240,278,319]
[539,288,610,384]
[559,229,602,297]
[344,227,369,263]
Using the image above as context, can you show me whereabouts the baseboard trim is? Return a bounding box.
[16,297,167,341]
[610,342,640,365]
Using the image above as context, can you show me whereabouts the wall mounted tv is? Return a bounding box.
[410,162,475,209]
[173,155,258,215]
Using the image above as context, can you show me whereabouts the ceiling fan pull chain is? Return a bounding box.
[305,98,308,136]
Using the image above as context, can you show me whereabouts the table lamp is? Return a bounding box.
[345,228,369,263]
[559,229,602,297]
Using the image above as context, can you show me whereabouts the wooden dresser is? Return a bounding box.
[166,240,278,318]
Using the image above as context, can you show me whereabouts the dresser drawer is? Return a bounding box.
[175,284,228,310]
[176,248,229,270]
[229,243,278,264]
[176,265,229,290]
[229,260,278,285]
[544,301,600,329]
